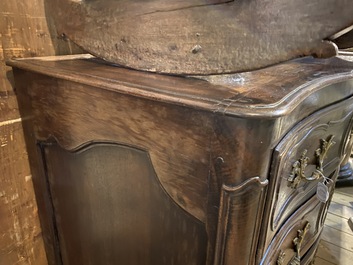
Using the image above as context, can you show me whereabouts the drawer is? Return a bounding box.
[260,194,330,265]
[269,98,353,231]
[260,96,353,251]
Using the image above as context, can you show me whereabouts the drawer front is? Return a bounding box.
[264,96,353,247]
[260,194,330,265]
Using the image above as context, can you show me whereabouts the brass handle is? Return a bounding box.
[276,250,286,265]
[288,135,335,189]
[276,222,311,265]
[290,222,311,265]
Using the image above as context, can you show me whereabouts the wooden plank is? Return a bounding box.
[325,212,353,235]
[316,240,353,265]
[0,121,47,265]
[313,257,336,265]
[0,0,83,264]
[321,225,353,252]
[319,187,353,262]
[0,95,21,122]
[316,189,353,263]
[327,201,353,219]
[335,186,353,197]
[331,191,353,208]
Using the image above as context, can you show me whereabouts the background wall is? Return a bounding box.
[0,1,82,264]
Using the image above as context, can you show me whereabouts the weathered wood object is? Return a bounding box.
[46,0,353,74]
[0,1,82,264]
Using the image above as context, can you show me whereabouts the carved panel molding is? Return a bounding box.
[214,177,268,265]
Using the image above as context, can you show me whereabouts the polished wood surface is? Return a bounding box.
[8,54,353,264]
[7,54,353,118]
[46,0,353,74]
[262,97,353,249]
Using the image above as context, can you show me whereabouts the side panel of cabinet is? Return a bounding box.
[41,142,208,265]
[14,68,216,264]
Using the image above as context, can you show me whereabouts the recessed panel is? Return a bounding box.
[43,142,207,265]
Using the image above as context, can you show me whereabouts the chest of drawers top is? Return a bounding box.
[8,53,353,120]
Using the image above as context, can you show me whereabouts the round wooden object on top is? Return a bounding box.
[47,0,353,75]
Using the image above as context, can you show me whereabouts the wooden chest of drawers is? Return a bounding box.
[8,54,353,265]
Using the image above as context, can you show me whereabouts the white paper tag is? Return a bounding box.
[316,182,329,203]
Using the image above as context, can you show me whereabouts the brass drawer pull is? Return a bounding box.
[290,222,311,264]
[288,135,335,189]
[276,221,311,265]
[277,250,286,265]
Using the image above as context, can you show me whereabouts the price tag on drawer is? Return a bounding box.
[316,181,329,203]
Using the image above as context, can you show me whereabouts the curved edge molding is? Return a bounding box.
[36,135,208,223]
[222,177,269,192]
[271,108,353,231]
[38,139,206,223]
[261,196,325,265]
[214,177,268,265]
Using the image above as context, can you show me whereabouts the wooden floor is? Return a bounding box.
[315,186,353,264]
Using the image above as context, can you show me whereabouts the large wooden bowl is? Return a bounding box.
[46,0,353,75]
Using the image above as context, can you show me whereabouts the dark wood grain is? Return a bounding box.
[214,177,268,265]
[16,71,215,222]
[45,0,353,74]
[7,54,353,120]
[9,55,353,264]
[43,142,207,265]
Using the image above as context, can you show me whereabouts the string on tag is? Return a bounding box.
[313,169,334,186]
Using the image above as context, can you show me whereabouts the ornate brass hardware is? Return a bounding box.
[276,222,311,265]
[288,135,335,189]
[276,250,285,265]
[315,135,336,173]
[290,222,311,265]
